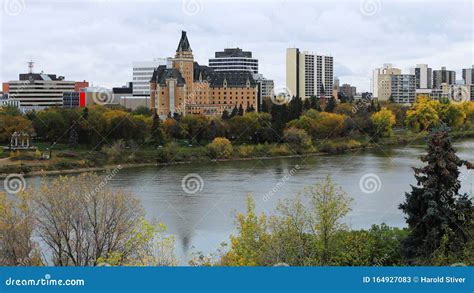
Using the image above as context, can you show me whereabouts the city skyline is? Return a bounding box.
[0,0,472,92]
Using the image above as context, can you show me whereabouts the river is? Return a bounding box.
[5,139,474,264]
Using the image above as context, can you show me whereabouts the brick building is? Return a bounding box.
[150,31,258,117]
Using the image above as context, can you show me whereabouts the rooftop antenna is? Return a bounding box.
[27,60,34,74]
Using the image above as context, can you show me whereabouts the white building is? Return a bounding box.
[209,48,258,73]
[371,63,401,99]
[286,48,334,99]
[463,65,474,85]
[132,58,172,97]
[410,64,432,89]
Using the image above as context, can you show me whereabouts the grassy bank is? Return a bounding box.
[1,128,474,177]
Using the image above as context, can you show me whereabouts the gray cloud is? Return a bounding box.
[0,0,472,92]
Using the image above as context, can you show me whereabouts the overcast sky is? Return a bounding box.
[0,0,472,91]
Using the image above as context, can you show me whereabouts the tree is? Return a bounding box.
[405,96,440,131]
[151,113,166,146]
[0,115,34,143]
[33,110,67,142]
[31,174,176,266]
[399,126,474,263]
[310,96,322,111]
[283,127,312,153]
[238,104,244,116]
[371,107,396,138]
[230,105,238,118]
[247,104,255,113]
[325,97,337,113]
[288,96,303,121]
[304,176,352,264]
[303,98,311,111]
[221,109,230,120]
[132,106,152,116]
[207,137,233,159]
[0,192,41,266]
[270,104,289,140]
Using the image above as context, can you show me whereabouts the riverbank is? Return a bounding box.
[1,128,474,178]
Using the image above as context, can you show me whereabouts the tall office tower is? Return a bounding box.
[462,65,474,85]
[209,48,258,74]
[410,64,432,89]
[286,48,334,99]
[433,67,456,89]
[132,58,172,97]
[390,74,416,104]
[371,64,401,99]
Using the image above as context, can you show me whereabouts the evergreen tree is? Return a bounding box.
[325,97,337,112]
[270,104,288,141]
[207,120,218,141]
[247,104,255,113]
[310,96,322,111]
[288,96,303,121]
[399,126,474,262]
[303,98,311,111]
[238,104,244,116]
[230,105,238,118]
[221,109,230,120]
[81,107,89,120]
[151,113,166,146]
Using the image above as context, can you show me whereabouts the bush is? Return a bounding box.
[207,137,233,159]
[283,127,312,153]
[236,145,255,158]
[269,144,291,156]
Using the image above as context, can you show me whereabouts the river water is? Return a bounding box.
[7,139,474,264]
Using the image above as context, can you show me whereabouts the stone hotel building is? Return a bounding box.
[150,31,258,117]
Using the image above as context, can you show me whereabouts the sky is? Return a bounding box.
[0,0,472,92]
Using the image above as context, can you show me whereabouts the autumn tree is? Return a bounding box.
[371,107,396,138]
[0,192,41,266]
[31,173,176,266]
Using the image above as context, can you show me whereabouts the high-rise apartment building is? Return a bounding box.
[371,64,401,100]
[132,58,172,97]
[286,48,334,99]
[339,83,357,100]
[390,74,416,104]
[462,65,474,85]
[209,48,258,73]
[433,67,456,89]
[410,64,432,89]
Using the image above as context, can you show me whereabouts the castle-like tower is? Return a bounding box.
[173,31,194,98]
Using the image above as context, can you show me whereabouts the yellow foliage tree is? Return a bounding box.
[371,107,396,137]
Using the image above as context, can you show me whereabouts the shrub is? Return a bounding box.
[283,127,312,152]
[207,137,233,159]
[236,145,255,158]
